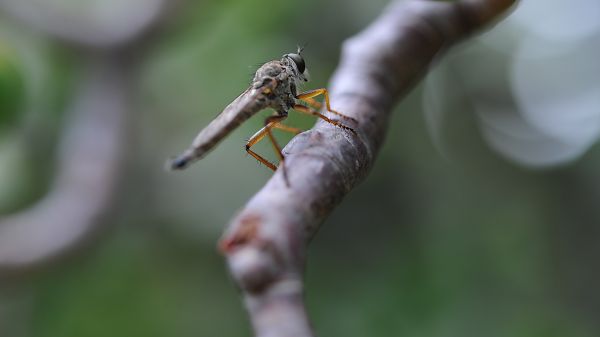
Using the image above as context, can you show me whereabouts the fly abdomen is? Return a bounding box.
[168,152,193,170]
[167,132,221,170]
[167,87,267,171]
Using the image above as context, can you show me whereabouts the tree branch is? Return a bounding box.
[0,0,170,48]
[0,0,174,276]
[219,1,517,336]
[0,56,131,275]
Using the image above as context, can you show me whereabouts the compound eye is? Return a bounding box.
[287,53,305,74]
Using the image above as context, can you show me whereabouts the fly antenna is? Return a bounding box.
[297,43,307,54]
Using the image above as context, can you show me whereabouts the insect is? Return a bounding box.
[167,48,357,183]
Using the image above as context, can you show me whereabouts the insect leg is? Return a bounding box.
[245,121,302,169]
[245,122,278,171]
[300,96,322,110]
[296,88,357,123]
[245,115,292,185]
[292,104,357,135]
[264,115,290,185]
[273,123,303,135]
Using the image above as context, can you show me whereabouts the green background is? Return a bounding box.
[1,1,599,337]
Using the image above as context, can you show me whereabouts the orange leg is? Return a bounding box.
[272,123,303,135]
[245,119,285,171]
[301,96,322,110]
[296,88,357,123]
[293,104,357,135]
[245,116,300,185]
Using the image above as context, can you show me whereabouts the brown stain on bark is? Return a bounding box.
[219,213,261,254]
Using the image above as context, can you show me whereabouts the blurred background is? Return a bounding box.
[1,0,599,336]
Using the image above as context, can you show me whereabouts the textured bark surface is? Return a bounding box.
[219,1,518,336]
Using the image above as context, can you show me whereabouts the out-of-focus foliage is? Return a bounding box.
[0,25,71,214]
[0,45,24,128]
[1,1,599,337]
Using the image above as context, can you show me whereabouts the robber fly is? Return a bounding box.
[167,47,356,183]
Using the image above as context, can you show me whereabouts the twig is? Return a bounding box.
[0,0,174,276]
[219,1,517,336]
[0,57,130,275]
[0,0,168,48]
